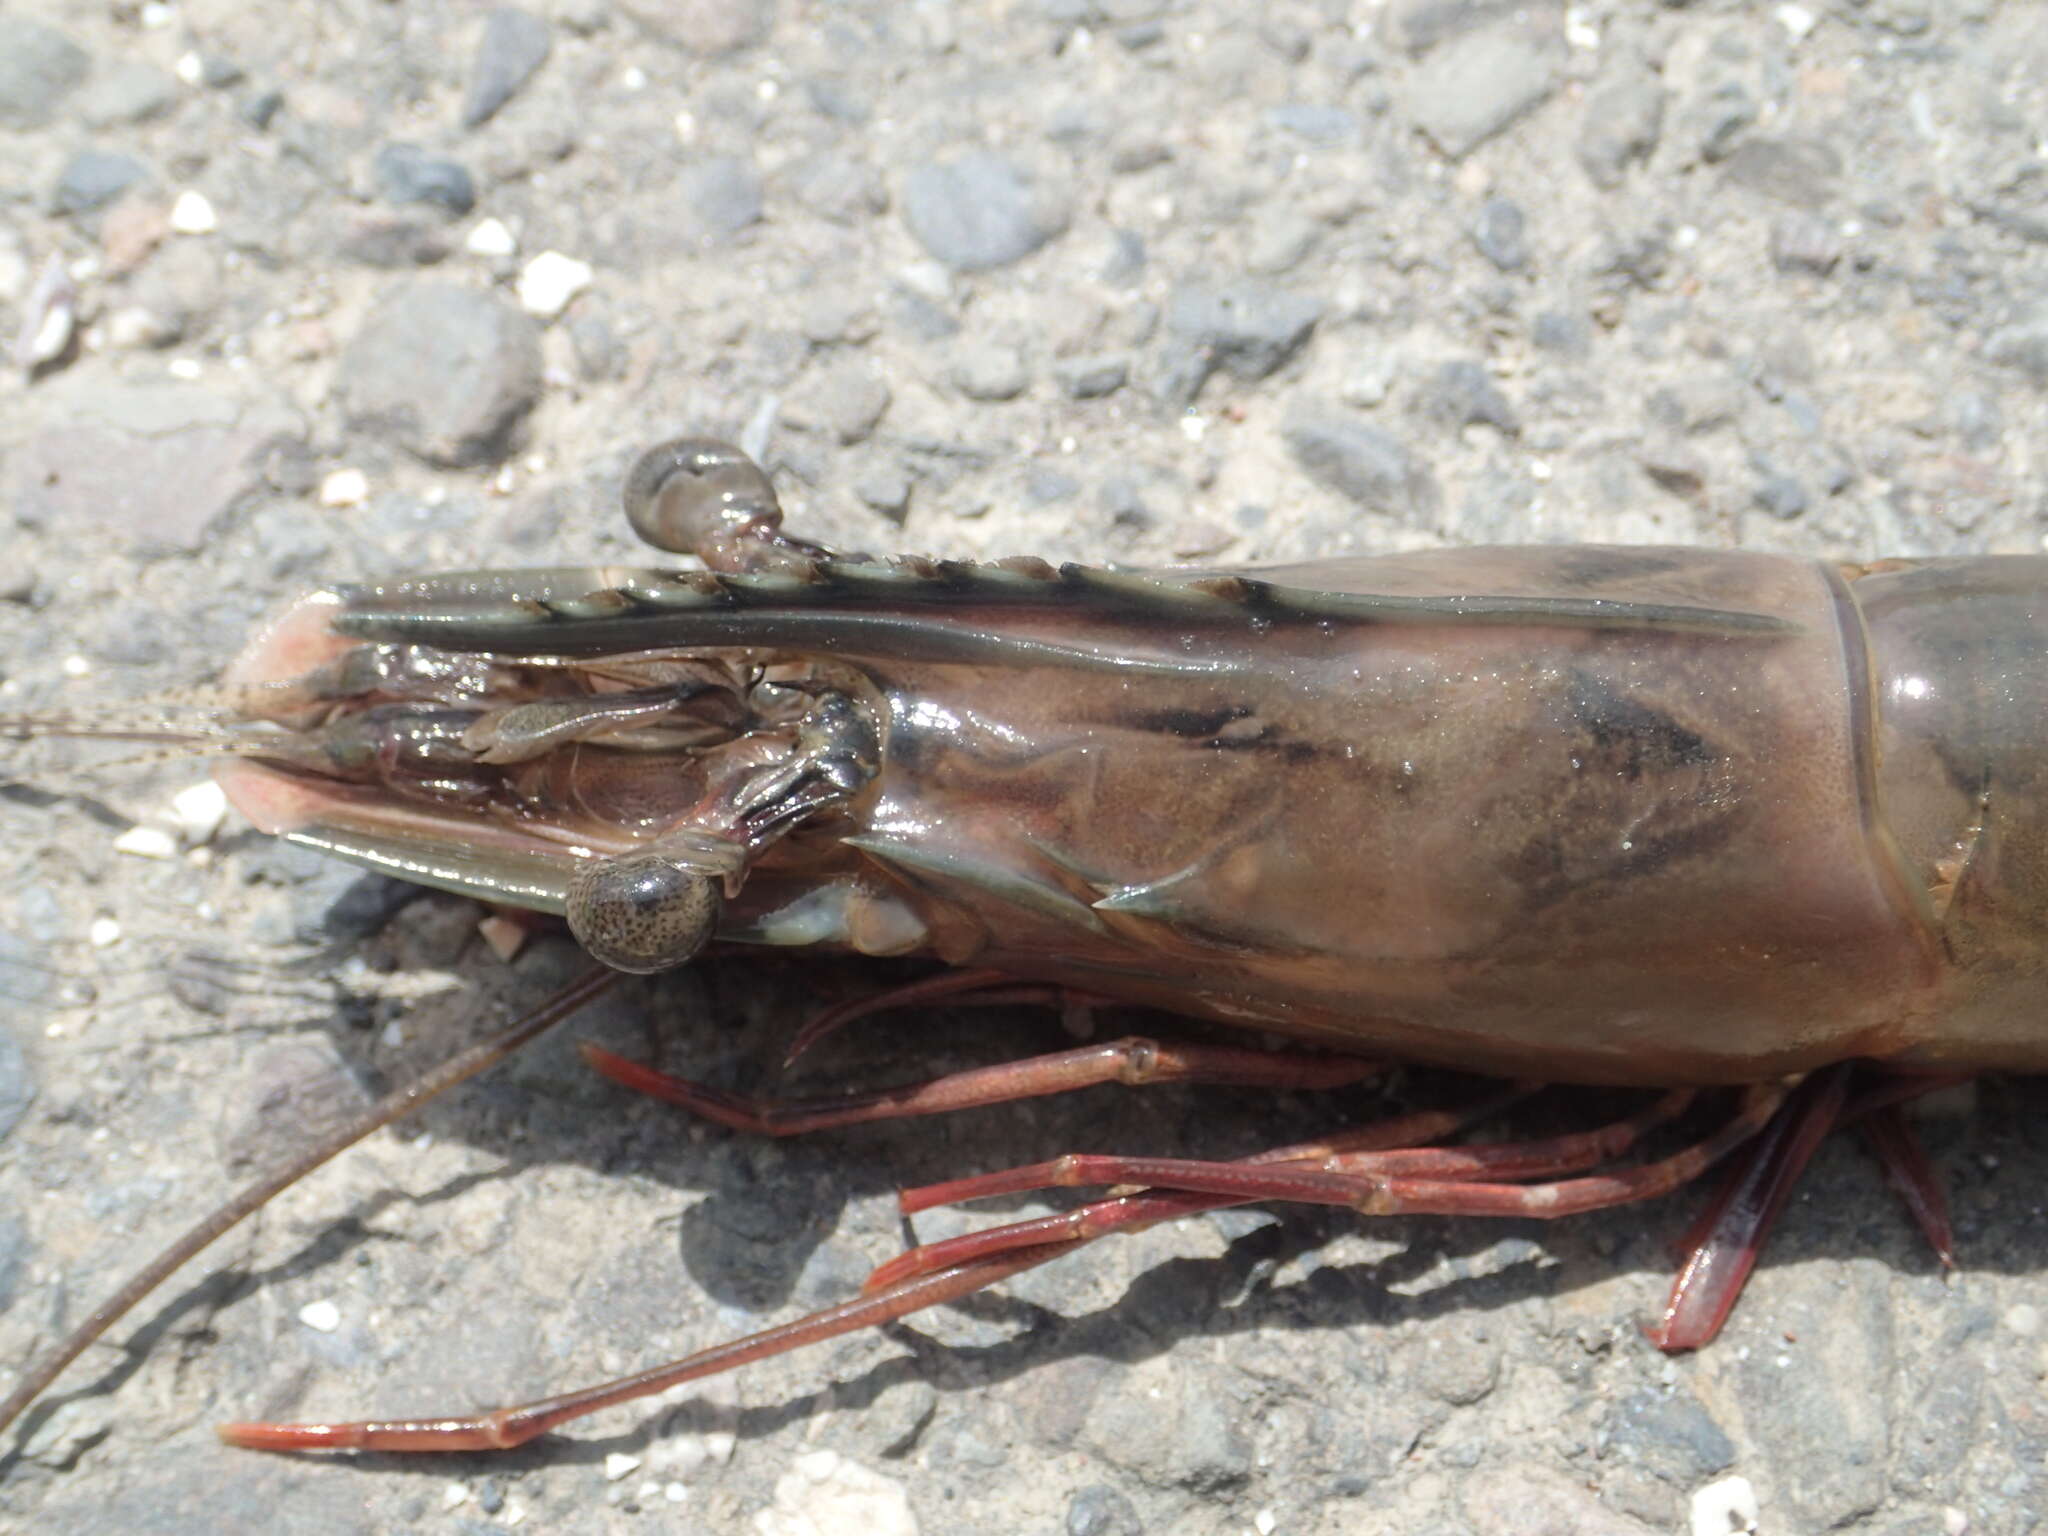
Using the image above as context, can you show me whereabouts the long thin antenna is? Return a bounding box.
[0,965,618,1443]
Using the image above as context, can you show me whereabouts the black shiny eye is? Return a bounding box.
[565,854,721,974]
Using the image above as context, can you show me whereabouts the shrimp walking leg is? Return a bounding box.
[579,1035,1383,1135]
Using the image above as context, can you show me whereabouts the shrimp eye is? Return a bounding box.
[621,437,781,555]
[565,854,721,974]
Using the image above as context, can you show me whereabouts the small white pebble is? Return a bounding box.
[1943,1507,1970,1535]
[167,358,203,380]
[1690,1474,1759,1536]
[1563,5,1601,49]
[2005,1303,2041,1337]
[466,217,517,258]
[671,107,696,140]
[318,467,369,508]
[603,1451,642,1482]
[517,251,592,319]
[113,826,178,861]
[1775,3,1817,41]
[663,1483,688,1504]
[168,780,228,844]
[140,1,175,27]
[636,1481,661,1504]
[174,50,205,85]
[297,1299,341,1333]
[441,1482,469,1510]
[88,917,122,949]
[1529,457,1553,481]
[620,65,647,91]
[169,190,217,235]
[1254,1508,1279,1536]
[62,655,92,678]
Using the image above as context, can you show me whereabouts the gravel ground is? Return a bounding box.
[2,0,2048,1532]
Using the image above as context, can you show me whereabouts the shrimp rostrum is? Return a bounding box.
[3,439,2040,1453]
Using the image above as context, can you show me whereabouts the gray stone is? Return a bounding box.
[337,283,543,466]
[1246,209,1321,274]
[854,468,912,521]
[1894,1353,1986,1498]
[1283,405,1441,521]
[52,150,150,215]
[1462,1465,1653,1535]
[1754,472,1808,520]
[1265,102,1359,144]
[679,154,764,238]
[1384,0,1523,54]
[1082,1366,1252,1493]
[785,152,888,224]
[1054,353,1129,399]
[1602,1387,1735,1484]
[238,87,283,129]
[0,1210,27,1315]
[1985,311,2048,385]
[1689,82,1758,164]
[1532,308,1589,354]
[1577,70,1665,189]
[0,1026,33,1144]
[10,384,304,556]
[1706,1262,1893,1528]
[1066,1483,1142,1536]
[336,216,451,267]
[568,313,625,380]
[77,60,177,128]
[1472,196,1528,271]
[902,151,1071,271]
[950,341,1030,401]
[217,1035,375,1174]
[1405,27,1559,160]
[1770,211,1843,276]
[1721,135,1843,207]
[462,7,552,128]
[1425,358,1519,435]
[1158,281,1323,402]
[787,358,892,444]
[373,143,478,216]
[0,19,88,130]
[618,0,773,55]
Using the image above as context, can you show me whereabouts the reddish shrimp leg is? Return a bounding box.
[1653,1068,1964,1350]
[580,1035,1381,1136]
[866,1089,1705,1291]
[780,967,1112,1068]
[220,1240,1089,1454]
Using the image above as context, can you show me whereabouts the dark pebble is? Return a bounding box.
[567,313,625,381]
[337,216,452,268]
[462,7,552,128]
[1066,1482,1143,1536]
[1602,1387,1736,1485]
[1770,211,1843,276]
[52,150,150,215]
[238,88,284,130]
[0,1211,27,1315]
[1426,359,1519,435]
[1472,196,1528,271]
[374,142,478,217]
[1054,353,1129,399]
[1754,472,1809,520]
[1158,281,1323,403]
